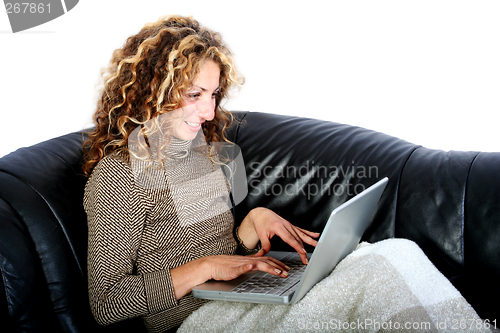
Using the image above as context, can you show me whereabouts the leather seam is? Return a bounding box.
[462,152,481,269]
[394,145,422,238]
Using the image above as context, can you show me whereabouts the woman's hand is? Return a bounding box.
[170,254,290,300]
[204,255,290,281]
[237,207,320,265]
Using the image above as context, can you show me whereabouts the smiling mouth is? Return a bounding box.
[186,121,201,127]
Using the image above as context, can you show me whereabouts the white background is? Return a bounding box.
[1,0,499,158]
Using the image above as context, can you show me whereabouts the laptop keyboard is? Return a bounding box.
[230,252,306,296]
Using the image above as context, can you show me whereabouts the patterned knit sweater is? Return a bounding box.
[84,139,253,332]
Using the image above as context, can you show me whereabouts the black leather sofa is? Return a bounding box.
[1,111,499,332]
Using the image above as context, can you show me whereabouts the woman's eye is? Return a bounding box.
[187,93,201,99]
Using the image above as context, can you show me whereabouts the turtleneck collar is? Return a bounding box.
[162,136,193,159]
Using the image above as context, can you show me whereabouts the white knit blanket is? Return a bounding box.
[179,239,490,332]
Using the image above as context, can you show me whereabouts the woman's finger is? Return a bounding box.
[249,257,290,277]
[272,227,310,264]
[294,227,320,247]
[295,226,321,239]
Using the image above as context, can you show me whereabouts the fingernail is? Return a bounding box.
[275,269,282,275]
[282,270,288,277]
[302,248,307,254]
[305,258,309,264]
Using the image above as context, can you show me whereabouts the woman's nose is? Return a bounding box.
[197,98,215,121]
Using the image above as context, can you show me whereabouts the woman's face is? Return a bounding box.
[169,59,221,141]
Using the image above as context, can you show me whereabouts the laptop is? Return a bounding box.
[192,177,389,305]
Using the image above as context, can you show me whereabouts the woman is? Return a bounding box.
[82,15,319,332]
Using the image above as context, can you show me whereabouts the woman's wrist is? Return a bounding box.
[237,208,261,250]
[170,257,212,300]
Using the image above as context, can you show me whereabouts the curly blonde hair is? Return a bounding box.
[82,15,243,177]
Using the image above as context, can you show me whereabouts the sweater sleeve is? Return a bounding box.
[84,156,178,326]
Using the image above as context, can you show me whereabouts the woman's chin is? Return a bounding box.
[173,130,200,141]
